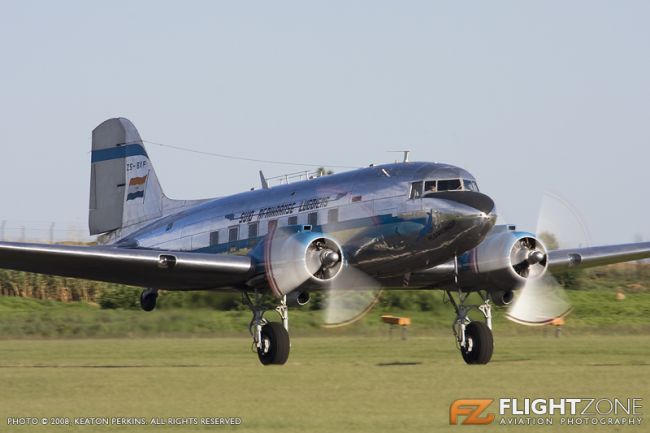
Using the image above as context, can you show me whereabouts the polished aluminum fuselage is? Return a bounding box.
[116,162,497,287]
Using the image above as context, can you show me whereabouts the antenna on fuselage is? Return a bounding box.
[259,170,269,189]
[388,150,411,163]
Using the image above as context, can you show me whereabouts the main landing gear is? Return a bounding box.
[445,290,494,364]
[243,291,290,365]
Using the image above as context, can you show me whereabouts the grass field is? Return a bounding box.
[0,334,648,433]
[1,279,649,432]
[1,286,649,338]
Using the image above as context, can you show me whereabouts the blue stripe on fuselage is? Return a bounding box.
[191,213,427,255]
[91,143,148,163]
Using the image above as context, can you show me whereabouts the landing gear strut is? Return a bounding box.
[445,290,494,364]
[243,291,290,365]
[140,288,158,312]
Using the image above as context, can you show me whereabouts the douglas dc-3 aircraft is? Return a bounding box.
[2,118,650,365]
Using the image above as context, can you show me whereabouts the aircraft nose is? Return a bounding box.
[428,191,498,238]
[420,192,497,253]
[428,191,495,214]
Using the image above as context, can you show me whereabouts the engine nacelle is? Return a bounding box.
[457,229,548,292]
[265,228,344,296]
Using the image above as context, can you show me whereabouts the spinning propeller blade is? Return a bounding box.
[322,267,381,328]
[506,192,587,325]
[505,274,572,325]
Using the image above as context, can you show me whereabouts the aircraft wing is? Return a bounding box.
[548,241,650,271]
[0,242,255,290]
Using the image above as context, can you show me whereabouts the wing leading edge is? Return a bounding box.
[548,241,650,271]
[0,242,254,291]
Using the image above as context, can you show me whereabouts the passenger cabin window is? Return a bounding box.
[228,226,239,242]
[248,222,258,239]
[409,181,423,199]
[328,208,339,224]
[209,231,219,246]
[288,215,298,226]
[308,212,318,226]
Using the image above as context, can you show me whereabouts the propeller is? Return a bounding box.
[505,274,572,325]
[265,223,381,327]
[505,192,590,325]
[321,267,382,328]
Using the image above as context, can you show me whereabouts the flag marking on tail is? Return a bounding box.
[126,173,149,201]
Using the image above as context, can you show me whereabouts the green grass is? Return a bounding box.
[0,283,649,432]
[0,335,648,433]
[1,286,649,338]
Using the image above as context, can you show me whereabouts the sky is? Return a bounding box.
[1,1,649,245]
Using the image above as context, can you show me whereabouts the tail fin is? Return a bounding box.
[89,118,164,235]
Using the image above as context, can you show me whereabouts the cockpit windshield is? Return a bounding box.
[437,179,462,191]
[409,178,479,198]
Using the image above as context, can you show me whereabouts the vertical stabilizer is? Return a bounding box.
[89,118,164,235]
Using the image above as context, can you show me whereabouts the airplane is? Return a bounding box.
[2,117,650,366]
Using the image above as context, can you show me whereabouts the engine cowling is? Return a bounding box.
[457,229,548,292]
[265,229,344,296]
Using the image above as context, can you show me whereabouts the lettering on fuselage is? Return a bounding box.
[297,196,330,212]
[237,195,331,224]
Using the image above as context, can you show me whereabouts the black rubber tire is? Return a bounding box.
[140,291,158,312]
[257,322,290,365]
[461,321,493,365]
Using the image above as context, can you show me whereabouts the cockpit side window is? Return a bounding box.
[437,179,462,191]
[463,179,479,192]
[409,181,423,199]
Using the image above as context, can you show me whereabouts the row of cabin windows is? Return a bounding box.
[207,209,339,246]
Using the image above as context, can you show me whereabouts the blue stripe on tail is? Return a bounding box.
[91,143,148,163]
